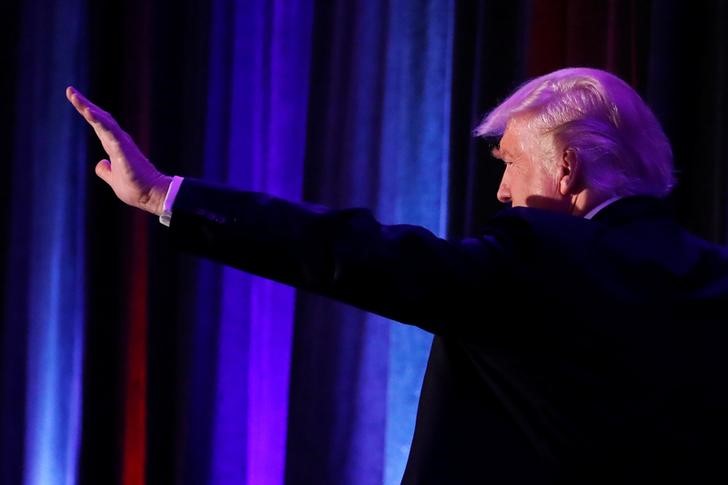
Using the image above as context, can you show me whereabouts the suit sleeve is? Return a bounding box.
[168,178,511,336]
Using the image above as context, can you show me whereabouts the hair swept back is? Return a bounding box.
[475,67,675,197]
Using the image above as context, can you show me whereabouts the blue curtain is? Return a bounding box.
[2,0,87,483]
[282,1,453,483]
[192,0,452,483]
[199,0,314,484]
[378,2,453,481]
[4,1,727,484]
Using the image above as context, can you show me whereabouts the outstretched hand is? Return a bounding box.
[66,86,171,215]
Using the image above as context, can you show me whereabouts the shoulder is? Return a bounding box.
[482,206,598,252]
[478,198,707,276]
[482,196,678,243]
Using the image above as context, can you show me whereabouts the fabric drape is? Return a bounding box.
[2,1,727,484]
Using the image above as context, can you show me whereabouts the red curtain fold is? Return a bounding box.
[527,0,649,86]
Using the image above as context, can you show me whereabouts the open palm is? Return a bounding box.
[66,86,171,215]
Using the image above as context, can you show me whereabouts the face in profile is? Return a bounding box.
[492,117,573,213]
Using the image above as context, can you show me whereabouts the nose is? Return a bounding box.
[497,176,511,203]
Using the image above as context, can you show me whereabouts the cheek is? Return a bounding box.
[530,168,559,196]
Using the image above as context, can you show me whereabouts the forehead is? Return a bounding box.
[492,117,531,158]
[503,116,533,141]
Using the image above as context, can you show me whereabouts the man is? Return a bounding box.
[68,68,728,483]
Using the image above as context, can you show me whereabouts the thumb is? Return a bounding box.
[95,159,113,185]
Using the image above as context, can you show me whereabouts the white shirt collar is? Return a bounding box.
[583,196,622,220]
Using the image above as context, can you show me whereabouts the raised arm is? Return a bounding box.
[67,88,511,336]
[168,178,510,335]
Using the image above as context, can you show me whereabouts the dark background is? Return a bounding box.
[2,1,727,484]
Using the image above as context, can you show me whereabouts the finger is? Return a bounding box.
[66,87,129,156]
[66,86,121,134]
[66,86,105,119]
[66,86,99,124]
[95,159,113,185]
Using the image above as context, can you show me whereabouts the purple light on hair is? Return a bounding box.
[475,67,675,198]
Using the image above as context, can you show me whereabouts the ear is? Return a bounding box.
[558,148,581,196]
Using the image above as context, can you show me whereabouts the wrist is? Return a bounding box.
[142,174,173,216]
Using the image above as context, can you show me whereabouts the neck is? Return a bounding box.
[569,190,614,217]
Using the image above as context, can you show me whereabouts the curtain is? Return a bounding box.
[2,1,87,484]
[286,1,452,483]
[2,1,728,484]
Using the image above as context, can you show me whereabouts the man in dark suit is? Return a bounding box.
[67,68,728,483]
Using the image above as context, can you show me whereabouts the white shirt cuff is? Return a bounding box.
[159,176,184,227]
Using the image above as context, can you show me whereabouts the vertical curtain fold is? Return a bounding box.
[646,0,728,241]
[448,1,530,238]
[121,2,153,484]
[4,0,87,483]
[3,2,728,484]
[286,1,391,482]
[378,1,453,482]
[201,1,313,484]
[286,1,453,483]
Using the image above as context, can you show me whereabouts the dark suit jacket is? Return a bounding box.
[169,178,728,484]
